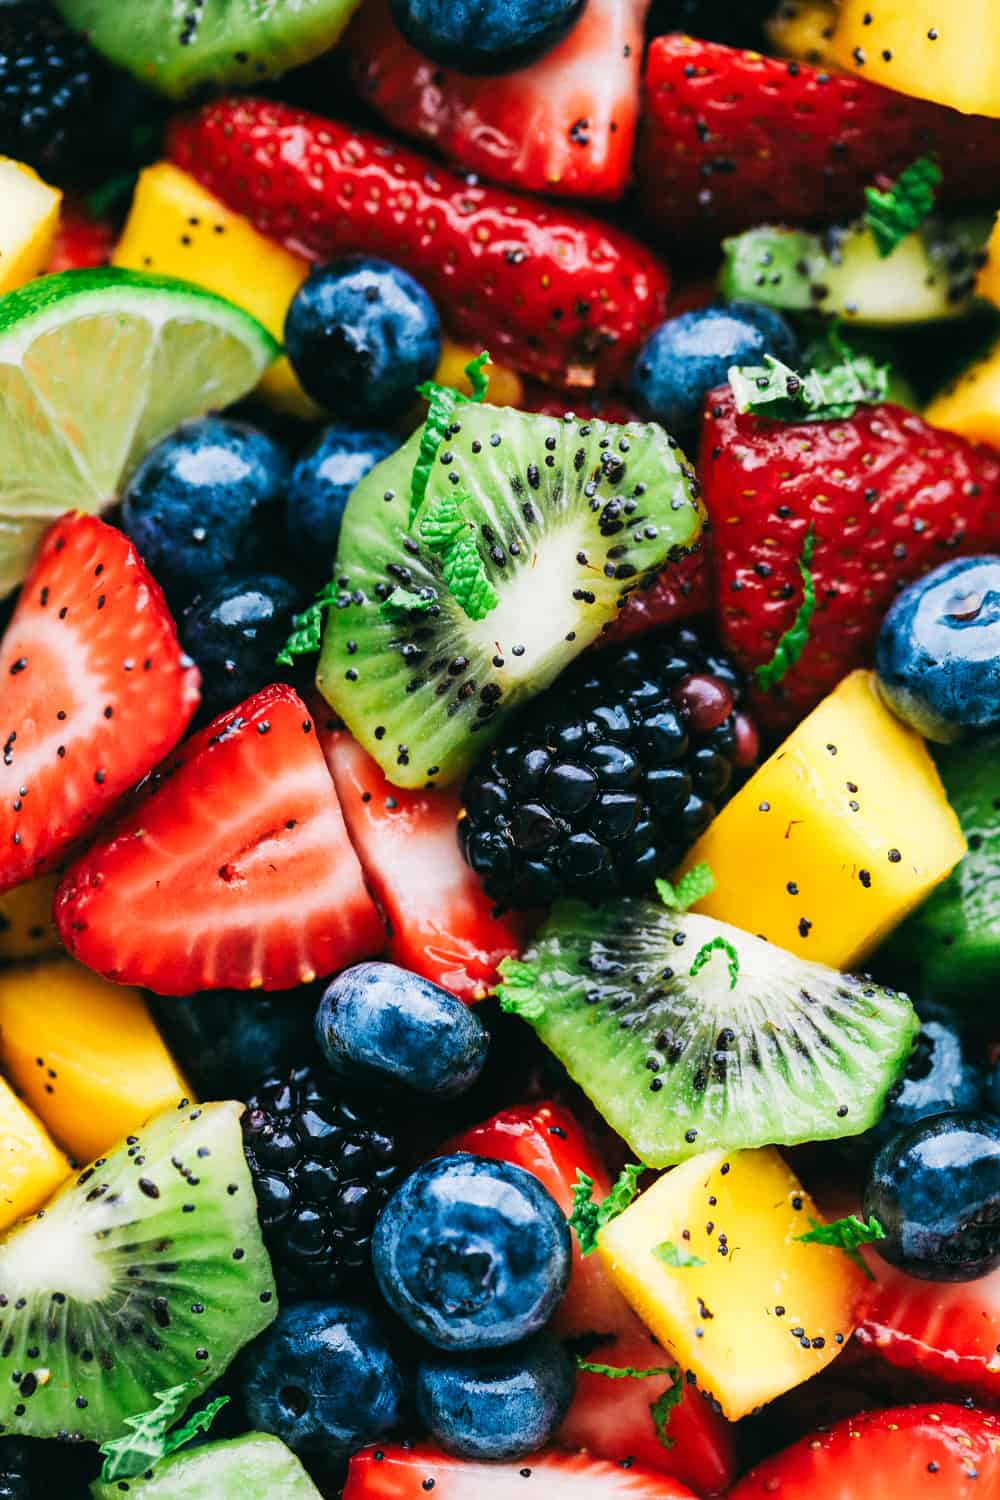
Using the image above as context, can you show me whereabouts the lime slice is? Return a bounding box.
[0,267,278,595]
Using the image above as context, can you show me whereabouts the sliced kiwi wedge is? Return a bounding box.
[0,1100,276,1441]
[90,1433,322,1499]
[498,900,920,1167]
[316,404,703,789]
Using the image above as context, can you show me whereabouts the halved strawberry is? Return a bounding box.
[0,513,200,893]
[348,0,648,201]
[315,719,525,1003]
[55,684,385,994]
[343,1445,699,1498]
[47,195,115,273]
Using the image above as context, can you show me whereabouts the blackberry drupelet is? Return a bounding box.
[459,626,754,908]
[0,4,100,176]
[242,1067,400,1299]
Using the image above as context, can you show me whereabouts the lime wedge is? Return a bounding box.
[0,268,278,594]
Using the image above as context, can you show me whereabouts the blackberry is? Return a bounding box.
[242,1067,401,1299]
[459,626,755,908]
[0,1440,30,1500]
[0,4,100,176]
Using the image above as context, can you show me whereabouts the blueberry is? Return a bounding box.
[288,426,397,579]
[238,1301,407,1458]
[991,1062,1000,1116]
[390,0,585,73]
[863,1111,1000,1282]
[416,1333,576,1460]
[316,962,489,1099]
[373,1155,571,1349]
[285,256,441,422]
[150,988,318,1099]
[121,417,289,609]
[629,302,799,445]
[876,555,1000,742]
[180,572,306,720]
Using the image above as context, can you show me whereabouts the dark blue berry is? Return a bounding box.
[390,0,585,74]
[416,1334,576,1460]
[373,1155,571,1350]
[287,426,397,579]
[629,302,799,444]
[316,962,489,1098]
[150,988,318,1099]
[863,1112,1000,1282]
[121,417,289,609]
[285,256,441,421]
[876,555,1000,742]
[180,572,305,720]
[238,1301,407,1457]
[990,1062,1000,1117]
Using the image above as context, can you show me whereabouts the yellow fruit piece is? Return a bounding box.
[0,157,61,293]
[925,336,1000,445]
[434,338,525,409]
[679,670,966,969]
[598,1148,865,1420]
[0,959,191,1162]
[0,875,61,961]
[766,0,838,64]
[114,162,321,419]
[831,0,1000,117]
[976,213,1000,306]
[0,1077,68,1233]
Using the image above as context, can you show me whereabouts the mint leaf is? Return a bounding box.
[754,523,817,693]
[729,352,889,423]
[575,1358,681,1454]
[276,581,340,666]
[650,1379,684,1450]
[410,350,491,524]
[419,493,498,622]
[569,1164,644,1258]
[656,863,715,913]
[652,1239,706,1268]
[795,1213,885,1279]
[465,349,491,403]
[690,937,740,991]
[98,1382,229,1483]
[496,958,546,1021]
[159,1396,230,1463]
[576,1358,677,1380]
[380,585,438,619]
[864,156,941,258]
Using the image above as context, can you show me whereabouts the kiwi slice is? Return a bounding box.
[54,0,361,99]
[316,404,703,789]
[90,1433,322,1499]
[0,1101,276,1441]
[498,900,920,1167]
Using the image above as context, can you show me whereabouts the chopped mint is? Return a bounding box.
[99,1381,230,1483]
[575,1357,681,1453]
[652,1239,706,1269]
[755,523,817,693]
[568,1163,645,1257]
[410,350,491,524]
[656,863,715,913]
[689,937,740,991]
[380,585,438,619]
[650,1380,684,1450]
[496,958,545,1021]
[276,581,340,667]
[419,493,498,622]
[729,351,889,423]
[865,157,942,259]
[795,1213,885,1279]
[575,1358,677,1380]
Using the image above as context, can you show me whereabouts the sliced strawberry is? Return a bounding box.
[167,98,669,390]
[639,35,1000,246]
[602,549,713,645]
[48,195,115,273]
[729,1404,1000,1498]
[55,684,385,993]
[349,0,648,201]
[0,514,199,892]
[520,383,643,424]
[315,720,524,1003]
[344,1444,699,1498]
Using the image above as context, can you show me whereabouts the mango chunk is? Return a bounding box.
[0,959,191,1162]
[680,671,966,969]
[598,1148,865,1420]
[0,874,61,961]
[925,335,1000,446]
[766,0,838,65]
[831,0,1000,117]
[0,158,61,293]
[0,1077,68,1232]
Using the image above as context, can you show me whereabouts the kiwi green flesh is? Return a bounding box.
[0,1100,276,1442]
[498,901,920,1168]
[720,216,992,325]
[90,1433,322,1500]
[317,404,703,790]
[54,0,361,98]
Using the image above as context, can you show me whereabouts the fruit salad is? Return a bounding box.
[0,1,998,1496]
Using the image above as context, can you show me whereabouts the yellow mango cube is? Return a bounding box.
[0,157,61,292]
[599,1148,865,1420]
[0,959,191,1162]
[766,0,838,65]
[680,671,966,969]
[831,1,1000,117]
[0,1078,68,1232]
[0,873,61,961]
[925,336,1000,446]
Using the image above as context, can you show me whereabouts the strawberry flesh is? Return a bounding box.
[47,194,114,273]
[344,1444,700,1497]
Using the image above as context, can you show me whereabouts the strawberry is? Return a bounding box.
[699,391,1000,731]
[343,1444,700,1498]
[348,0,648,201]
[55,683,385,994]
[314,718,525,1003]
[47,195,115,273]
[602,549,713,645]
[167,97,669,390]
[729,1404,1000,1499]
[638,35,1000,246]
[0,513,199,893]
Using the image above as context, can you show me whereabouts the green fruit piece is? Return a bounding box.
[0,1100,276,1441]
[498,900,920,1167]
[316,404,703,789]
[90,1433,322,1500]
[55,0,361,99]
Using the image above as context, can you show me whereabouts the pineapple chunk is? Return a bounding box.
[0,1078,68,1232]
[766,0,838,65]
[0,874,61,961]
[0,959,191,1162]
[679,671,965,969]
[831,0,1000,118]
[598,1148,865,1420]
[0,158,61,293]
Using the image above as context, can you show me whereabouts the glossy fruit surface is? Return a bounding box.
[415,1334,576,1460]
